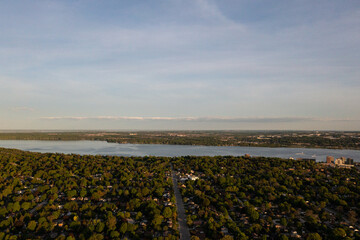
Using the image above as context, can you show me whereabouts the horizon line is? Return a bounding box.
[1,129,360,133]
[39,116,360,122]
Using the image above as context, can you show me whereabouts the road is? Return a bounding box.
[171,165,191,240]
[29,201,47,214]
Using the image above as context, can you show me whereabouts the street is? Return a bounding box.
[171,165,191,240]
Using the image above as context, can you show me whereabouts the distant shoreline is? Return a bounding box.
[0,130,360,150]
[0,138,359,150]
[0,131,360,150]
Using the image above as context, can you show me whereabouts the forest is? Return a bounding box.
[0,148,360,239]
[173,156,360,239]
[0,148,178,240]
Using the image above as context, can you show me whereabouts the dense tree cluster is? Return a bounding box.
[173,156,360,239]
[0,148,178,239]
[1,147,360,239]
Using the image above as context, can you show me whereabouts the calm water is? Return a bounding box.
[0,140,360,162]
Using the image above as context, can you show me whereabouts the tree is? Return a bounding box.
[88,234,104,240]
[110,231,120,238]
[27,221,37,231]
[95,222,105,233]
[91,192,101,201]
[66,190,77,198]
[348,210,357,225]
[106,214,117,231]
[80,189,87,198]
[163,207,172,219]
[135,211,143,220]
[280,218,287,227]
[247,207,259,221]
[21,202,31,211]
[203,198,210,207]
[333,228,346,239]
[279,235,288,240]
[120,223,127,235]
[306,233,322,240]
[142,187,150,196]
[13,202,20,212]
[152,215,163,226]
[220,236,234,240]
[0,207,7,217]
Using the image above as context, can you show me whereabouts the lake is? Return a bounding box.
[1,140,360,162]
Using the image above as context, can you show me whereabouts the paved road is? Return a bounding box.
[29,201,47,214]
[171,165,191,240]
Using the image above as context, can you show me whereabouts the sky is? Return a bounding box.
[0,0,359,130]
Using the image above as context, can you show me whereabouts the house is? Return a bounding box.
[189,175,199,181]
[126,218,135,224]
[221,227,229,235]
[54,219,64,227]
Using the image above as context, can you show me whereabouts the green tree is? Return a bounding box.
[220,236,234,240]
[348,210,357,225]
[95,222,105,233]
[280,218,287,227]
[27,221,37,231]
[247,207,259,221]
[307,233,322,240]
[152,215,163,226]
[21,202,31,211]
[80,189,87,198]
[333,228,346,239]
[88,234,104,240]
[120,223,128,235]
[106,214,117,231]
[203,198,210,207]
[0,207,7,217]
[110,231,120,238]
[13,202,20,212]
[163,207,172,219]
[67,190,77,198]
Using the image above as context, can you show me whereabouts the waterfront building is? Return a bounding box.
[346,158,354,165]
[326,156,334,164]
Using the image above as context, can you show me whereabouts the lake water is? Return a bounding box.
[1,140,360,162]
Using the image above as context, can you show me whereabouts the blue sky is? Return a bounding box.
[1,0,359,130]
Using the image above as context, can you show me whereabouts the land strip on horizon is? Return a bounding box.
[0,131,360,150]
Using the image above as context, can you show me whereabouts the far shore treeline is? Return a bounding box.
[0,131,360,150]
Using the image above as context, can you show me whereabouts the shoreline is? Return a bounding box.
[0,137,359,151]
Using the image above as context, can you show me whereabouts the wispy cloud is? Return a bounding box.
[9,106,35,112]
[40,116,359,123]
[0,1,359,130]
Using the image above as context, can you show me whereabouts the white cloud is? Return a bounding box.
[40,116,359,123]
[9,106,35,112]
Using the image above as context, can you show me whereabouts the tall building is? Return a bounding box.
[346,158,354,165]
[326,156,334,164]
[335,158,344,165]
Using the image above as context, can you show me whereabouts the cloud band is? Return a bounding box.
[40,116,359,123]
